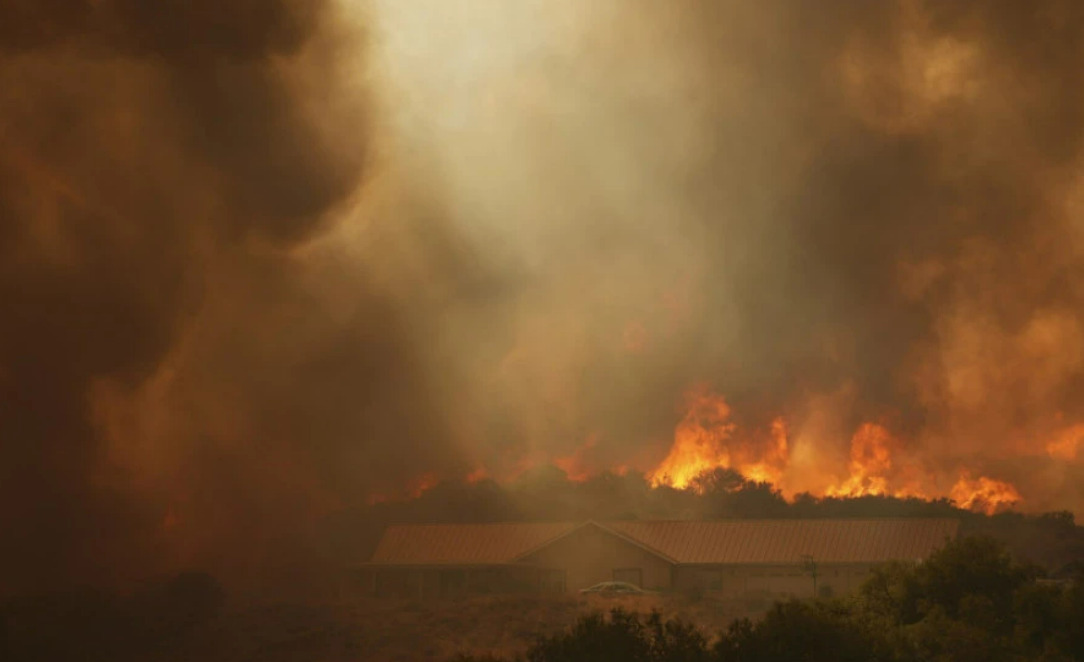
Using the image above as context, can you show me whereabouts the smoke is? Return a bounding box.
[0,0,428,593]
[367,0,1084,504]
[2,0,1084,595]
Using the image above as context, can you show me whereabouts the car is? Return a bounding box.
[578,581,655,596]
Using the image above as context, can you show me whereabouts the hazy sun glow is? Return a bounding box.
[345,0,1077,517]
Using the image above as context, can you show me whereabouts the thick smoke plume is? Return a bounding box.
[365,0,1084,502]
[0,0,402,594]
[2,0,1084,595]
[373,0,1084,507]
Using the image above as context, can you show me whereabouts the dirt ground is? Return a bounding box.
[186,593,771,662]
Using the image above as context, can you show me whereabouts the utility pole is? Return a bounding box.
[801,554,818,598]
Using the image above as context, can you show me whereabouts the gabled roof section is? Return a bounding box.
[368,522,578,565]
[605,518,959,564]
[365,518,959,566]
[513,520,678,564]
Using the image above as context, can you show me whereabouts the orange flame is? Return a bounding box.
[553,434,599,482]
[466,467,490,484]
[374,384,1043,514]
[825,423,899,498]
[643,385,1025,509]
[950,473,1021,514]
[648,386,789,490]
[648,385,738,489]
[1046,423,1084,460]
[739,417,789,485]
[366,471,441,505]
[408,472,440,497]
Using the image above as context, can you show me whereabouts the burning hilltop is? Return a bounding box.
[370,383,1028,516]
[645,386,1023,515]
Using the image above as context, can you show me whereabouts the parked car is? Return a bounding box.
[578,581,655,596]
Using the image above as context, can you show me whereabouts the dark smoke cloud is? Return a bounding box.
[0,0,462,594]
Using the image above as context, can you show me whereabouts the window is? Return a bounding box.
[613,568,643,587]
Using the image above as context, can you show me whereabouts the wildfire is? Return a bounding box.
[950,473,1021,514]
[466,467,490,484]
[408,472,440,497]
[738,417,789,486]
[553,434,599,482]
[647,386,789,490]
[647,385,738,489]
[369,384,1042,515]
[822,423,926,499]
[1046,423,1084,460]
[366,471,441,505]
[643,385,1024,512]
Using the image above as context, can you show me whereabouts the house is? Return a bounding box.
[356,518,959,599]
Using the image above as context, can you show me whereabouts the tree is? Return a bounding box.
[523,609,710,662]
[713,601,887,662]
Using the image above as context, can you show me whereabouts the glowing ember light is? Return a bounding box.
[648,385,738,489]
[825,423,896,498]
[739,417,789,485]
[647,387,790,490]
[466,467,490,484]
[553,435,599,482]
[375,385,1030,514]
[366,471,442,505]
[950,473,1021,514]
[1046,423,1084,460]
[407,472,440,498]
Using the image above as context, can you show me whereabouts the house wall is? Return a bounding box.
[673,563,875,599]
[521,525,674,593]
[357,561,882,599]
[357,566,543,599]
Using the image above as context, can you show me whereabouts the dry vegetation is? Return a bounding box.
[183,594,766,662]
[5,536,1083,661]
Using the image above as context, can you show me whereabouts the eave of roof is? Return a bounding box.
[368,521,579,565]
[606,518,959,564]
[363,518,960,567]
[353,561,540,569]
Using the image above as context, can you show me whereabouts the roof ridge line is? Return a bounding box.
[511,520,679,565]
[602,517,961,524]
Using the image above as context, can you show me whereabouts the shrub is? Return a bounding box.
[524,608,710,662]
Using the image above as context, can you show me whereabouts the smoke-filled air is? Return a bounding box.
[3,0,1084,596]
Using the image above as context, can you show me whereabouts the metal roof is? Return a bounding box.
[369,522,578,565]
[367,518,959,566]
[606,519,959,564]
